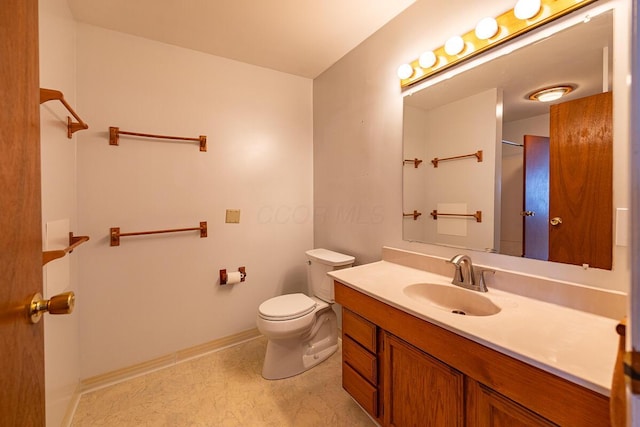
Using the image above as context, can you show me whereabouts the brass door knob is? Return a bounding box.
[29,291,75,324]
[550,217,563,226]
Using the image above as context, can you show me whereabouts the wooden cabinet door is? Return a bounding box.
[467,379,556,427]
[383,332,463,427]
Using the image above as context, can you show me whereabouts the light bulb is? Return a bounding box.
[418,51,437,69]
[444,36,465,56]
[475,17,499,40]
[397,63,414,80]
[514,0,541,20]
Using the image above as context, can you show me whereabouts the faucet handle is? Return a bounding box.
[478,269,495,291]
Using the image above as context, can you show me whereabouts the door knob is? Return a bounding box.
[520,211,536,217]
[550,217,563,226]
[29,291,75,324]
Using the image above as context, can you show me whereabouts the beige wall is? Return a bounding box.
[404,89,501,250]
[39,0,81,425]
[40,2,314,416]
[71,25,312,378]
[402,105,427,241]
[314,0,631,292]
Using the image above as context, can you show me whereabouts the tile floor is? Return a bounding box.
[71,337,376,426]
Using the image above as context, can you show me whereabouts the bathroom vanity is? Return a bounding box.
[330,249,620,426]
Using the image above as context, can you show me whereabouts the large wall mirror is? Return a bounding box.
[402,9,614,270]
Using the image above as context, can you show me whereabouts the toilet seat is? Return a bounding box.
[258,293,317,321]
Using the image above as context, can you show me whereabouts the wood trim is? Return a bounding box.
[611,318,626,426]
[335,281,610,427]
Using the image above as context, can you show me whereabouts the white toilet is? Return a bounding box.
[256,248,355,380]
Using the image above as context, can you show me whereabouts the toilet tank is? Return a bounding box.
[305,249,355,302]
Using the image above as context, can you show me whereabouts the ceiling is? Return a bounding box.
[67,0,416,79]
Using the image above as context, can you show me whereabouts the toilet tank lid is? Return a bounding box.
[305,248,355,266]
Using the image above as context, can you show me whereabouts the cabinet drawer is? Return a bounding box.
[343,335,377,384]
[343,362,378,417]
[343,309,376,352]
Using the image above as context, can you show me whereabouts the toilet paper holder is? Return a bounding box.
[220,266,246,285]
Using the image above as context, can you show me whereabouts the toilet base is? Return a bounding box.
[261,308,338,380]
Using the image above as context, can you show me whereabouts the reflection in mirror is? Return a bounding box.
[402,10,613,269]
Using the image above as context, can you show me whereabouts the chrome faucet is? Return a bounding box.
[447,254,492,292]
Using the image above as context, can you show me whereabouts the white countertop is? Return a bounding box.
[328,260,618,396]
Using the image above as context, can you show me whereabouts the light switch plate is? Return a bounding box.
[226,209,241,224]
[615,208,629,247]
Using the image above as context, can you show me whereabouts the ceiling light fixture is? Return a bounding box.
[528,85,574,102]
[397,0,597,88]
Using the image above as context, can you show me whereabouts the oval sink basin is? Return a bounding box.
[403,283,501,316]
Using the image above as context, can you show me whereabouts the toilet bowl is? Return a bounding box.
[256,249,354,380]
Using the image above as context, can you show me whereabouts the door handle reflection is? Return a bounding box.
[550,217,563,226]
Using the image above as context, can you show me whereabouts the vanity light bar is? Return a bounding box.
[398,0,598,88]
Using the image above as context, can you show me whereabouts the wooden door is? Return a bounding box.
[0,0,45,425]
[549,92,613,269]
[522,135,550,260]
[383,332,463,427]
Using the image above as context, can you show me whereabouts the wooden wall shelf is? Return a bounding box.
[403,210,422,220]
[403,158,423,168]
[40,88,89,138]
[42,232,90,266]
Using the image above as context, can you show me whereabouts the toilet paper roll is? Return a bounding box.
[226,271,242,285]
